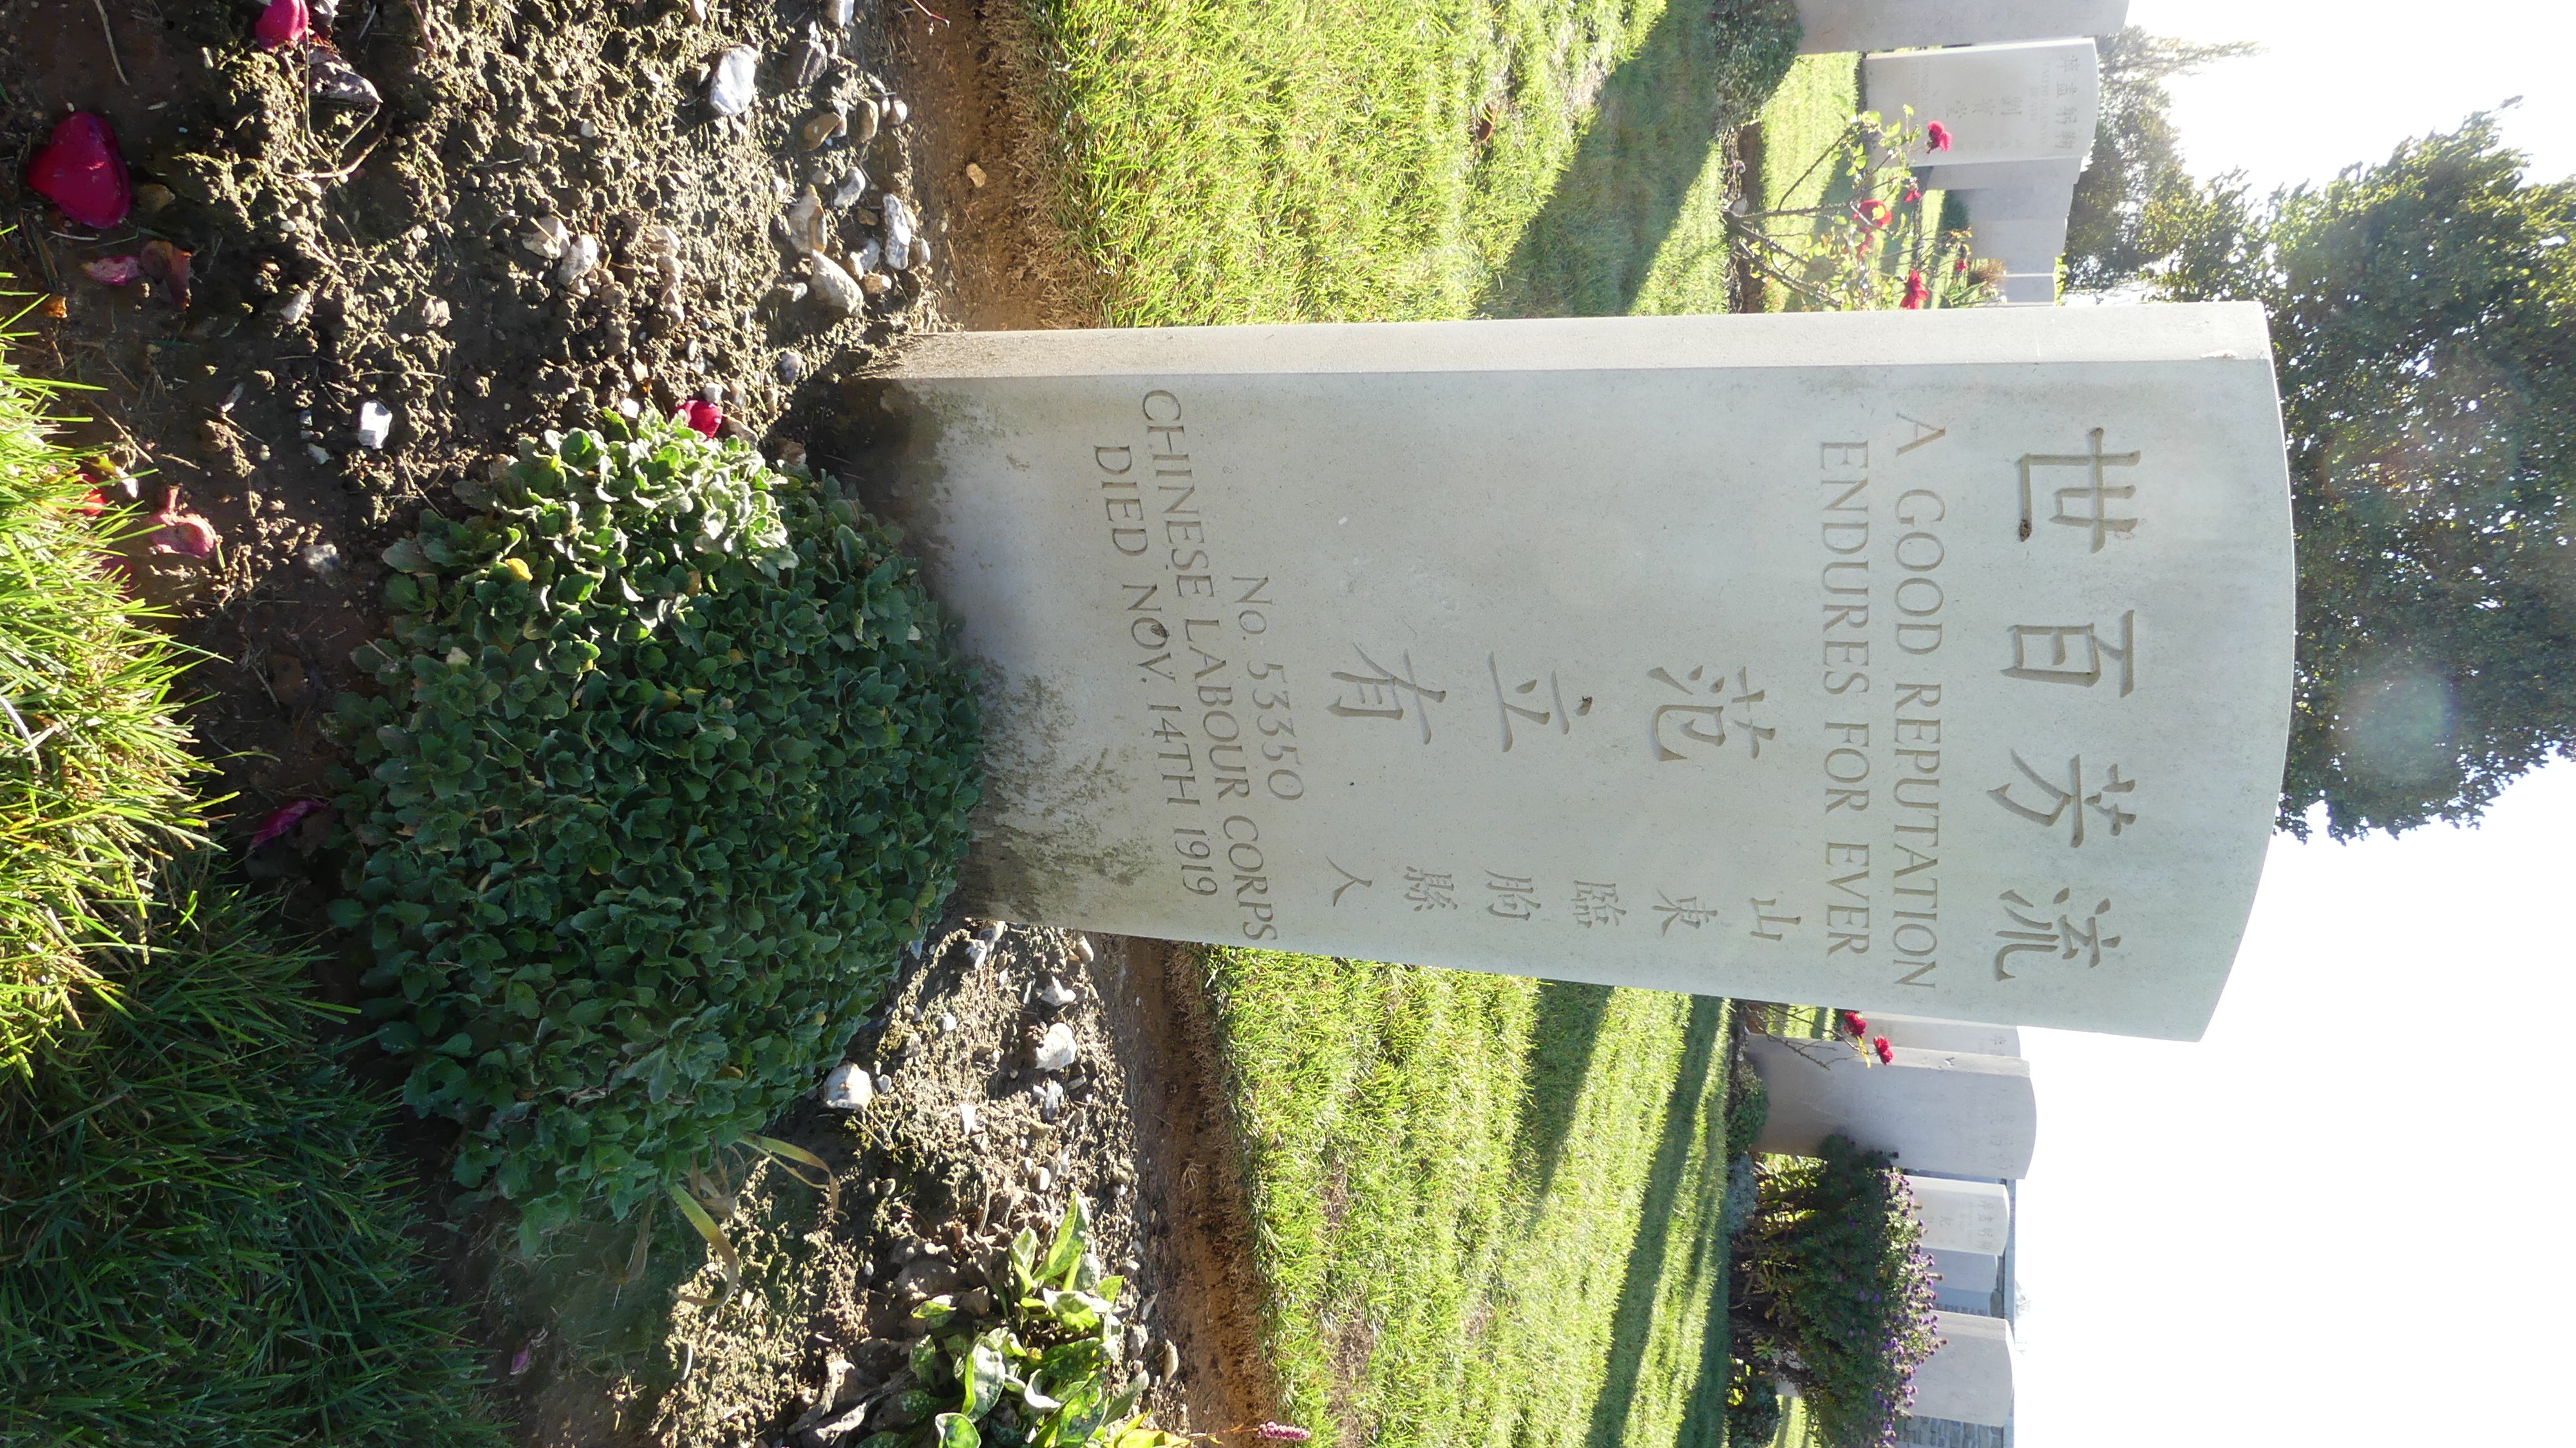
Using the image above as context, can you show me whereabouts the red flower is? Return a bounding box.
[1873,1036,1894,1064]
[26,113,131,229]
[676,399,723,437]
[1840,1010,1868,1038]
[1924,121,1952,152]
[1901,270,1929,309]
[256,0,310,49]
[1854,198,1891,229]
[1954,256,1969,274]
[250,799,327,850]
[1903,186,1922,204]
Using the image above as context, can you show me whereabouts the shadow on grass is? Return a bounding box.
[1581,993,1728,1448]
[1478,0,1799,318]
[1510,980,1615,1200]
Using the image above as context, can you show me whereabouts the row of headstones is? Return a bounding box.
[1801,0,2131,303]
[1745,1013,2029,1429]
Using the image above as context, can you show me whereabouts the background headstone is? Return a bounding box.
[1871,1015,2023,1056]
[1864,41,2101,167]
[1998,271,2058,303]
[1957,184,2079,223]
[1929,1246,2003,1292]
[867,306,2295,1038]
[1917,156,2087,192]
[1906,1174,2014,1253]
[1969,215,2072,263]
[1794,0,2128,55]
[1910,1312,2016,1426]
[1742,1035,2038,1177]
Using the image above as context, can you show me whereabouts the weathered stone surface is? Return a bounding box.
[1906,1174,2013,1255]
[1745,1035,2037,1177]
[1872,1015,2022,1057]
[868,307,2294,1037]
[1795,0,2127,55]
[1865,41,2101,167]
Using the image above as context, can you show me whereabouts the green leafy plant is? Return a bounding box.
[0,375,205,1081]
[884,1194,1179,1448]
[1730,1136,1942,1448]
[1732,108,1982,312]
[0,863,504,1447]
[330,414,982,1246]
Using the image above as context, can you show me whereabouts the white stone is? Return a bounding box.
[354,400,393,450]
[1870,1015,2021,1057]
[1904,1175,2013,1255]
[808,252,865,314]
[1911,1312,2015,1426]
[1864,40,2101,167]
[1958,184,2078,224]
[710,46,760,117]
[1794,0,2127,55]
[1033,1022,1079,1072]
[867,307,2295,1038]
[555,234,601,285]
[882,194,916,258]
[1918,156,2087,193]
[1744,1036,2037,1177]
[1999,271,2059,305]
[821,1061,875,1109]
[1970,215,2069,262]
[1927,1246,2000,1293]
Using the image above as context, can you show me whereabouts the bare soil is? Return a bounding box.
[5,3,1271,1442]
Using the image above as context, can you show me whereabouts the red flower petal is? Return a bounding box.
[26,113,131,230]
[256,0,310,49]
[82,255,142,285]
[1924,121,1953,153]
[250,799,326,850]
[676,399,723,437]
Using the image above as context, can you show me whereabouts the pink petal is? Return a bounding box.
[250,799,326,850]
[26,113,131,230]
[82,255,142,285]
[151,513,218,558]
[256,0,310,50]
[508,1344,535,1377]
[675,399,722,438]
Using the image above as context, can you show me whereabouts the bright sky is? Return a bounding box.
[2012,14,2576,1442]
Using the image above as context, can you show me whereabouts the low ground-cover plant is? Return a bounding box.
[332,415,981,1246]
[0,374,203,1080]
[1730,1135,1942,1448]
[0,866,504,1447]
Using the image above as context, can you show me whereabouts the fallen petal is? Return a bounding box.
[140,240,193,309]
[250,799,327,850]
[82,255,142,285]
[675,399,722,437]
[256,0,310,48]
[26,113,131,229]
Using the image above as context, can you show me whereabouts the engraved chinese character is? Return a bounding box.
[1329,646,1446,743]
[1486,872,1543,921]
[1653,891,1721,935]
[1327,857,1374,906]
[1403,866,1457,911]
[1750,896,1804,941]
[1989,751,2137,845]
[1572,881,1626,928]
[1647,665,1776,761]
[1993,888,2121,978]
[2017,429,2141,549]
[2003,612,2136,695]
[1488,654,1591,752]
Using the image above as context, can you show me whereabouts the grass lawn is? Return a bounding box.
[996,0,1799,323]
[1202,950,1739,1448]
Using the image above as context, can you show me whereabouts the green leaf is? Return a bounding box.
[960,1337,1008,1420]
[913,1295,958,1330]
[934,1413,980,1448]
[1040,1195,1088,1289]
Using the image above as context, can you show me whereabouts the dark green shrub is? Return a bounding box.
[0,870,504,1448]
[331,415,981,1244]
[1731,1136,1942,1448]
[1723,1357,1783,1447]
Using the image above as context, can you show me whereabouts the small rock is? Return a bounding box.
[828,169,871,209]
[850,97,881,145]
[821,1061,875,1110]
[273,288,314,325]
[905,236,932,272]
[807,254,863,314]
[305,443,332,465]
[1072,935,1096,965]
[858,271,893,297]
[784,186,828,254]
[777,349,806,384]
[555,234,601,285]
[888,96,910,127]
[1035,1078,1066,1122]
[1034,1165,1054,1194]
[793,24,831,88]
[938,1011,958,1034]
[134,182,174,214]
[310,49,380,107]
[520,216,569,260]
[958,1101,978,1134]
[962,938,990,970]
[1033,1022,1078,1073]
[825,0,854,26]
[418,296,451,329]
[299,541,341,577]
[966,163,987,188]
[1034,976,1079,1014]
[800,110,846,150]
[709,46,760,117]
[354,399,393,450]
[976,922,1007,945]
[881,194,916,256]
[852,237,884,274]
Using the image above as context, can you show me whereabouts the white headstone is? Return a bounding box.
[1998,271,2059,304]
[1911,1312,2016,1426]
[1870,1014,2022,1056]
[1794,0,2128,55]
[1865,41,2101,167]
[1928,1246,2002,1292]
[1922,157,2088,192]
[866,306,2295,1038]
[1743,1036,2038,1177]
[1957,184,2079,223]
[1906,1174,2012,1253]
[1971,215,2071,262]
